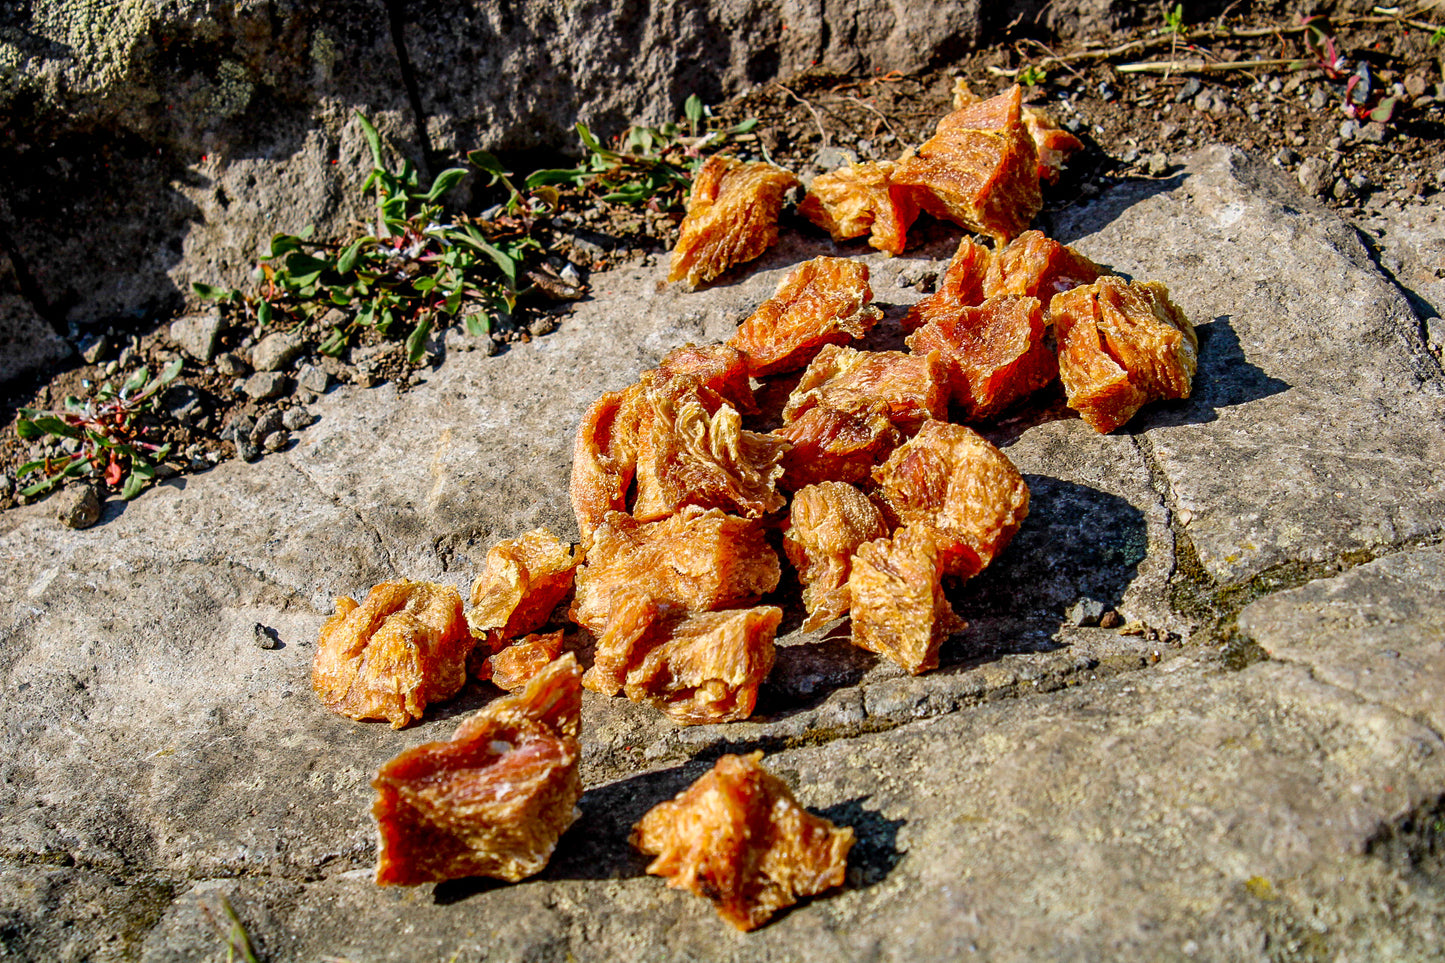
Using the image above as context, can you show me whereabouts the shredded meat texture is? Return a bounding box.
[631,391,790,522]
[902,237,993,331]
[642,342,757,415]
[483,630,566,691]
[569,507,782,636]
[631,752,855,931]
[784,482,890,631]
[848,525,966,675]
[797,161,919,255]
[668,156,801,288]
[619,606,782,725]
[730,257,883,377]
[952,79,1083,184]
[783,345,948,434]
[892,85,1041,245]
[372,653,582,885]
[312,580,473,729]
[774,403,903,489]
[872,421,1030,579]
[1051,277,1199,433]
[985,230,1104,302]
[906,295,1057,421]
[468,529,578,641]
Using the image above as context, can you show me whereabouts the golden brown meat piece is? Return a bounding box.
[468,529,578,641]
[848,525,965,674]
[952,78,1083,184]
[984,230,1103,302]
[372,653,582,885]
[784,482,890,631]
[570,386,646,542]
[631,391,790,522]
[783,345,948,434]
[730,257,883,377]
[643,342,757,415]
[872,421,1030,579]
[581,590,664,696]
[313,580,473,729]
[797,160,919,256]
[901,237,993,332]
[632,751,855,931]
[669,156,801,288]
[621,606,782,725]
[483,630,566,692]
[774,404,902,490]
[905,294,1057,421]
[570,507,781,635]
[1051,277,1198,433]
[891,86,1041,245]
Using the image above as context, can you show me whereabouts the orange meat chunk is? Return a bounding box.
[372,653,582,885]
[1051,277,1198,433]
[848,525,965,674]
[570,386,646,542]
[984,230,1103,302]
[730,256,882,377]
[669,156,800,288]
[483,630,566,692]
[632,751,855,931]
[631,390,790,522]
[953,79,1083,184]
[797,160,919,255]
[783,345,948,434]
[643,342,758,415]
[891,85,1041,245]
[569,507,781,636]
[620,606,782,725]
[901,237,993,332]
[313,579,473,729]
[872,421,1030,579]
[905,294,1057,421]
[468,529,578,641]
[784,481,890,631]
[774,403,902,490]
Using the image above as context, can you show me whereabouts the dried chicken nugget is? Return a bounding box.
[631,391,790,522]
[798,160,919,255]
[632,751,854,931]
[774,403,902,490]
[643,342,757,415]
[1051,276,1198,433]
[582,590,662,696]
[848,525,965,675]
[669,156,800,288]
[784,482,889,631]
[730,256,883,377]
[569,507,781,635]
[570,386,646,541]
[901,237,993,332]
[372,654,582,885]
[906,294,1056,421]
[484,630,566,692]
[892,85,1041,245]
[872,421,1030,579]
[468,529,578,641]
[313,579,472,729]
[783,345,948,434]
[953,78,1083,185]
[622,606,782,725]
[984,230,1103,302]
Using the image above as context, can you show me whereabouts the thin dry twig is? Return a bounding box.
[836,94,898,139]
[773,82,831,148]
[1115,57,1302,74]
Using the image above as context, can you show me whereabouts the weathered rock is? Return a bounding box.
[214,351,250,377]
[250,332,305,372]
[242,371,290,401]
[51,483,101,529]
[169,311,225,363]
[1297,155,1334,196]
[282,406,318,431]
[0,289,68,387]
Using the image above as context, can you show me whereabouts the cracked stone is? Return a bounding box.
[169,311,225,363]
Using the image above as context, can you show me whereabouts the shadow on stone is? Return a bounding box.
[818,794,906,891]
[1045,172,1189,245]
[1365,791,1445,893]
[1125,315,1291,432]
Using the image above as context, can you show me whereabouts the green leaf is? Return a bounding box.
[121,465,152,500]
[122,367,150,394]
[377,305,396,335]
[15,416,43,440]
[405,315,433,364]
[20,475,64,497]
[424,167,469,201]
[464,311,491,337]
[575,122,607,155]
[336,238,369,274]
[154,356,184,389]
[191,282,233,301]
[29,415,82,439]
[443,287,463,315]
[268,233,304,258]
[684,93,704,134]
[413,274,439,292]
[16,459,46,477]
[455,227,518,284]
[257,300,274,326]
[728,118,759,135]
[318,328,349,356]
[297,224,316,240]
[467,149,511,179]
[1370,96,1400,123]
[285,252,333,277]
[524,167,589,188]
[357,112,385,171]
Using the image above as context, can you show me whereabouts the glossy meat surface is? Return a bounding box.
[631,752,854,931]
[906,294,1056,421]
[668,156,800,288]
[784,481,889,631]
[848,525,965,674]
[484,630,566,692]
[621,606,782,725]
[468,529,578,641]
[372,654,582,885]
[782,345,948,434]
[313,580,472,728]
[984,230,1103,302]
[774,403,903,490]
[730,256,882,377]
[901,237,992,331]
[797,160,918,255]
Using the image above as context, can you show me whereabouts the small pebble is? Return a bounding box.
[1065,598,1106,627]
[528,316,559,338]
[237,438,263,463]
[1308,87,1329,111]
[214,352,250,377]
[262,430,290,453]
[296,365,330,394]
[1297,156,1334,197]
[1175,78,1201,103]
[1099,610,1123,630]
[282,406,318,431]
[242,372,291,401]
[1145,152,1170,177]
[252,408,285,441]
[251,332,305,372]
[55,484,102,530]
[253,623,281,650]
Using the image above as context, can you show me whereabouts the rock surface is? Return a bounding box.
[1,147,1443,960]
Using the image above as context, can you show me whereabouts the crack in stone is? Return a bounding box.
[284,459,403,576]
[1348,222,1445,382]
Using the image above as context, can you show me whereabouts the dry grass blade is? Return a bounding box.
[1115,57,1302,74]
[202,896,261,963]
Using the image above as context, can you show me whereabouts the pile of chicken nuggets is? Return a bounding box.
[308,84,1198,930]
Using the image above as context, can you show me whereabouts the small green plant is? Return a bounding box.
[14,358,182,500]
[1017,64,1049,87]
[199,113,552,361]
[1162,3,1185,36]
[525,95,758,209]
[204,895,261,963]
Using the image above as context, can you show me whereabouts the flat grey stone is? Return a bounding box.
[168,311,224,363]
[1053,147,1445,585]
[1238,544,1445,734]
[241,371,290,401]
[250,332,304,373]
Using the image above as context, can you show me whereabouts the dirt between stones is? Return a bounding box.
[1,9,1442,514]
